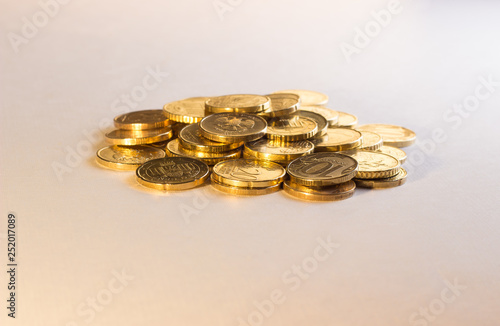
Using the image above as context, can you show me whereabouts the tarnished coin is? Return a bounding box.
[244,139,314,162]
[357,124,416,148]
[163,97,210,123]
[376,145,407,164]
[113,110,173,130]
[283,180,356,201]
[267,116,318,142]
[358,130,383,150]
[199,113,267,143]
[336,111,358,128]
[105,127,173,145]
[166,139,241,165]
[211,177,282,196]
[300,106,339,126]
[296,110,328,136]
[212,159,286,188]
[96,145,166,170]
[258,93,300,117]
[344,150,400,179]
[136,157,210,191]
[287,152,358,186]
[179,123,243,153]
[354,168,407,189]
[312,128,362,152]
[273,90,328,106]
[205,94,270,114]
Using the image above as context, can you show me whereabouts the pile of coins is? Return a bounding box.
[96,90,416,201]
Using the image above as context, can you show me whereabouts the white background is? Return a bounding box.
[1,0,500,325]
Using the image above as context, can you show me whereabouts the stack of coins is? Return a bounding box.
[95,90,417,199]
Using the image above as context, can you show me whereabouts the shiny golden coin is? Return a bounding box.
[345,150,401,179]
[357,124,416,148]
[205,94,270,114]
[166,139,241,165]
[147,140,170,150]
[258,93,300,117]
[244,139,314,162]
[267,116,318,142]
[242,151,291,166]
[199,113,267,143]
[96,145,166,171]
[358,130,383,150]
[163,97,210,123]
[113,110,173,130]
[283,180,355,201]
[354,168,407,189]
[312,128,362,152]
[177,141,241,159]
[300,106,339,126]
[136,157,209,191]
[336,111,358,128]
[273,90,328,106]
[210,177,282,196]
[296,110,328,136]
[105,127,173,145]
[287,152,358,186]
[212,159,286,188]
[377,145,407,164]
[178,123,243,153]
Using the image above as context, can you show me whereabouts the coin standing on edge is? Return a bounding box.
[205,94,270,114]
[267,115,318,142]
[212,159,286,188]
[199,113,268,143]
[273,90,328,106]
[105,127,174,145]
[354,168,407,188]
[163,97,210,124]
[357,124,416,148]
[312,128,363,152]
[283,180,356,201]
[96,145,166,170]
[179,123,243,153]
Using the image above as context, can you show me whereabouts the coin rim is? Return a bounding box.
[212,159,286,188]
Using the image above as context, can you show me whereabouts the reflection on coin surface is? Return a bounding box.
[354,168,407,188]
[199,113,267,143]
[344,150,401,179]
[357,124,416,147]
[273,90,328,106]
[358,130,383,150]
[244,139,314,162]
[296,110,328,136]
[212,159,286,187]
[96,145,166,170]
[336,111,358,128]
[205,94,270,114]
[283,180,356,201]
[259,93,300,117]
[166,139,241,165]
[179,123,243,153]
[312,128,362,152]
[300,106,339,126]
[163,97,210,123]
[210,177,282,196]
[376,145,407,164]
[267,115,318,141]
[105,127,173,145]
[114,110,173,130]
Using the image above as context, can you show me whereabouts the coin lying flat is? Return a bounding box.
[105,127,174,145]
[358,130,383,150]
[244,139,314,162]
[354,168,407,188]
[166,139,241,165]
[312,128,362,152]
[210,177,282,196]
[273,90,328,106]
[258,93,300,118]
[136,157,210,191]
[205,94,270,114]
[179,123,243,153]
[96,145,166,170]
[163,97,210,124]
[199,113,267,143]
[343,150,400,179]
[376,145,407,164]
[287,152,358,186]
[296,110,328,136]
[212,159,286,188]
[113,110,173,130]
[336,111,358,128]
[357,124,416,148]
[300,106,339,126]
[267,115,318,142]
[283,180,356,201]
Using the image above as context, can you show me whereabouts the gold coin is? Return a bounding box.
[273,90,328,106]
[178,123,243,153]
[177,141,241,159]
[166,139,241,165]
[354,168,407,189]
[212,159,286,188]
[358,130,383,150]
[283,180,355,201]
[376,145,407,164]
[205,94,270,114]
[242,151,291,166]
[113,110,173,130]
[210,177,282,196]
[199,113,267,143]
[96,145,166,171]
[105,127,173,145]
[336,111,358,128]
[136,157,209,191]
[172,122,189,137]
[244,138,314,162]
[267,115,318,142]
[344,150,401,179]
[258,93,300,117]
[300,106,339,126]
[287,152,358,186]
[357,124,416,148]
[312,128,362,152]
[163,97,210,123]
[147,140,170,150]
[296,110,328,136]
